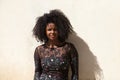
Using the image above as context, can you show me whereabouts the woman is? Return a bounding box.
[33,9,78,80]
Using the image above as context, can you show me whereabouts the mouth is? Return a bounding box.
[51,36,55,38]
[50,35,57,39]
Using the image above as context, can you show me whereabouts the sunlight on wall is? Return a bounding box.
[0,0,120,80]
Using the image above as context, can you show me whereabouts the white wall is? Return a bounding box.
[0,0,120,80]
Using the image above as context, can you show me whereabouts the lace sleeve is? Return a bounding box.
[69,43,78,80]
[34,47,42,80]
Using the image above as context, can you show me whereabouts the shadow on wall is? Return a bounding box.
[67,33,103,80]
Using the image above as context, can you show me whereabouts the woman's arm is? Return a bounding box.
[70,43,78,80]
[34,47,42,80]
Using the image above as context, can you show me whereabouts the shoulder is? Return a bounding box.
[35,44,45,51]
[34,44,45,57]
[65,42,75,48]
[65,42,78,57]
[65,42,78,52]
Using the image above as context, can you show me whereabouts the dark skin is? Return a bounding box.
[45,23,62,48]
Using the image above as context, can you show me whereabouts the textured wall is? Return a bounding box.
[0,0,120,80]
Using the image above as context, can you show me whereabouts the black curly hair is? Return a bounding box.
[33,9,74,43]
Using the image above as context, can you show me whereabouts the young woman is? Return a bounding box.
[33,9,78,80]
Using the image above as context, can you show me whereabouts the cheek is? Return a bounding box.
[46,31,49,37]
[56,31,59,35]
[56,32,58,36]
[45,30,49,37]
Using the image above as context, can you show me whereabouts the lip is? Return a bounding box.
[50,35,55,37]
[50,36,55,38]
[50,35,56,39]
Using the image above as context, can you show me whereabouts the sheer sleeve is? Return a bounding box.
[69,43,78,80]
[34,47,42,80]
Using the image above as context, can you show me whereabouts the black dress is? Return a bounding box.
[34,42,78,80]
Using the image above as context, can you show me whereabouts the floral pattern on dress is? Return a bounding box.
[34,42,78,80]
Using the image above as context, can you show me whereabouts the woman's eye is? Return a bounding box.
[48,29,52,31]
[47,28,57,31]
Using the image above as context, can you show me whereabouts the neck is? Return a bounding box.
[46,40,61,48]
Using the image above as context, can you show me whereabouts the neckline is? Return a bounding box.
[44,42,67,49]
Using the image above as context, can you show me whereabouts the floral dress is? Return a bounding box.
[34,42,78,80]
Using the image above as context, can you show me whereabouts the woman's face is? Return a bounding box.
[46,23,58,41]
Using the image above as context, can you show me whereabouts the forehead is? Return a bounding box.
[46,23,56,28]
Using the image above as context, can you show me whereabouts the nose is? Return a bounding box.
[51,30,55,33]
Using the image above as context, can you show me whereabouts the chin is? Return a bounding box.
[50,39,56,41]
[49,38,57,41]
